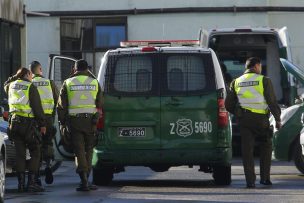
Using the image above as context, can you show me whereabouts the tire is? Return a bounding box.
[212,165,231,186]
[293,142,304,174]
[0,155,5,203]
[93,166,114,186]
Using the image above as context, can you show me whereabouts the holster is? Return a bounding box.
[9,114,23,140]
[9,115,41,145]
[27,120,42,144]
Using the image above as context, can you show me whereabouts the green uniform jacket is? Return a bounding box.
[225,70,281,122]
[57,71,103,125]
[4,76,46,127]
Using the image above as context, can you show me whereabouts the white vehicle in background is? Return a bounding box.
[0,107,6,203]
[200,27,304,155]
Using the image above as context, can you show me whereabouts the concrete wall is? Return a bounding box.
[128,13,267,40]
[26,17,60,70]
[24,0,268,11]
[24,0,304,72]
[268,12,304,65]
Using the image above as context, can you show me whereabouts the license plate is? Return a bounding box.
[118,127,146,137]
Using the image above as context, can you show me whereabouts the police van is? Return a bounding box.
[87,40,232,185]
[47,41,232,185]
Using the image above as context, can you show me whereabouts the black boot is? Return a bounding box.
[87,171,97,190]
[17,172,25,193]
[27,172,45,192]
[76,172,90,192]
[45,160,54,184]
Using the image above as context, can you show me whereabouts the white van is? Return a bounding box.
[200,27,304,152]
[201,27,303,106]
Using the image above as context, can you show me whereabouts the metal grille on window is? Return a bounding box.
[54,59,75,89]
[167,56,206,92]
[106,55,153,94]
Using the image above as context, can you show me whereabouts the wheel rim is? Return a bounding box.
[0,160,5,199]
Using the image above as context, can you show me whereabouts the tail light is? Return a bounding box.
[96,108,104,130]
[141,47,157,52]
[218,97,229,128]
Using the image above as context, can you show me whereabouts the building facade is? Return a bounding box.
[25,0,304,74]
[0,0,25,101]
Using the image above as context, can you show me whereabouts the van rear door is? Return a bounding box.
[103,53,161,150]
[278,27,292,61]
[160,52,218,149]
[199,29,209,48]
[48,54,77,158]
[280,58,304,85]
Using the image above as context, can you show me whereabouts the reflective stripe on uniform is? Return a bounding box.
[66,75,98,115]
[235,73,268,114]
[32,76,55,114]
[8,80,34,117]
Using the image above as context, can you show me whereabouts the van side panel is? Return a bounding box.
[161,93,218,149]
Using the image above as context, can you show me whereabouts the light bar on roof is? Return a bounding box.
[120,40,199,47]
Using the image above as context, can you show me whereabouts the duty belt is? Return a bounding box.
[70,113,94,118]
[241,108,253,113]
[11,114,34,123]
[13,114,33,121]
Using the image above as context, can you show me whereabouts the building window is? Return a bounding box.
[94,18,127,50]
[60,17,127,73]
[95,25,126,49]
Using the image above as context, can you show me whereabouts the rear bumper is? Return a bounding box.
[92,147,232,168]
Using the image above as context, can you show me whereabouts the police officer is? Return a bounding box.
[29,61,59,184]
[57,59,102,191]
[225,57,282,188]
[4,67,46,192]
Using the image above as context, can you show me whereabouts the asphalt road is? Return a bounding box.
[4,159,304,203]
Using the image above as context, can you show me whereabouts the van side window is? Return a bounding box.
[113,56,152,93]
[166,55,207,92]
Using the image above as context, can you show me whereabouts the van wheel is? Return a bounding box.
[293,141,304,174]
[93,166,114,186]
[212,165,231,186]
